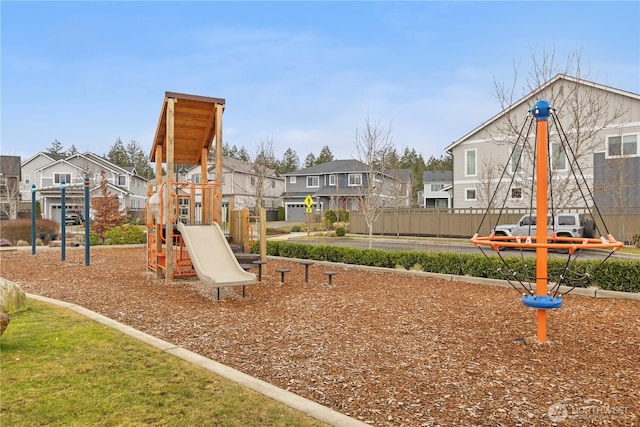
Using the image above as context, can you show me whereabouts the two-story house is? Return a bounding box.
[445,74,640,210]
[184,156,285,215]
[423,170,453,208]
[281,159,410,221]
[20,151,149,223]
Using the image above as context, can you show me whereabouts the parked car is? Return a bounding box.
[65,212,84,225]
[492,212,596,253]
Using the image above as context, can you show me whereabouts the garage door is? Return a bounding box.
[285,203,307,222]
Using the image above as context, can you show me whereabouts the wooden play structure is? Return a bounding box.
[145,92,259,290]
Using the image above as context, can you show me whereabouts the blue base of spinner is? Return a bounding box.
[522,295,563,309]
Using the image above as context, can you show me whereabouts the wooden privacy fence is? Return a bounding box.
[348,207,640,244]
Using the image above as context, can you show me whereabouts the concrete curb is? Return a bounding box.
[26,293,369,427]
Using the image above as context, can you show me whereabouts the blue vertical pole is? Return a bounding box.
[61,181,66,261]
[84,176,90,266]
[31,184,36,255]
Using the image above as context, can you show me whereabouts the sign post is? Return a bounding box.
[304,194,313,236]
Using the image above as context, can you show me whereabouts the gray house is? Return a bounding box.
[184,156,285,213]
[20,151,149,223]
[422,170,452,208]
[281,159,410,221]
[445,74,640,210]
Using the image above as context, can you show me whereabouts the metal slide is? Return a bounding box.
[177,222,257,287]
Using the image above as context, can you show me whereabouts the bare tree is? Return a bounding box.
[475,158,503,212]
[353,116,395,249]
[491,48,628,209]
[0,174,20,219]
[251,137,278,212]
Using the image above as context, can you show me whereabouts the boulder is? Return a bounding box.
[0,277,28,314]
[0,312,10,337]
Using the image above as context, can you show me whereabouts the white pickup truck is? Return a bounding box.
[493,213,596,251]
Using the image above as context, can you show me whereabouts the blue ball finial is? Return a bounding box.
[531,100,552,120]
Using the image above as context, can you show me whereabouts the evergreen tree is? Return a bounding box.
[67,144,79,156]
[47,139,65,156]
[304,152,316,168]
[107,138,129,166]
[316,145,334,164]
[237,147,250,162]
[127,140,154,179]
[425,154,453,171]
[277,148,300,174]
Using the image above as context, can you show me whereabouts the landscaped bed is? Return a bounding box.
[1,246,638,426]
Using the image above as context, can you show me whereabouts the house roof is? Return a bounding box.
[385,168,412,182]
[284,159,369,176]
[0,155,22,177]
[150,92,225,165]
[21,152,65,167]
[313,185,361,197]
[444,73,640,153]
[423,170,452,182]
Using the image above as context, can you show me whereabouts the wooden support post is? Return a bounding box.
[259,207,267,261]
[165,97,175,283]
[154,144,164,279]
[215,103,223,224]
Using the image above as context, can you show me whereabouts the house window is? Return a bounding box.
[24,175,30,184]
[510,144,524,173]
[290,176,297,184]
[465,188,476,201]
[328,174,336,186]
[431,183,445,191]
[607,134,638,157]
[465,149,477,176]
[511,188,522,199]
[118,175,127,186]
[551,142,567,170]
[348,173,362,186]
[271,180,275,188]
[192,173,201,183]
[307,176,319,188]
[54,173,71,184]
[250,176,256,186]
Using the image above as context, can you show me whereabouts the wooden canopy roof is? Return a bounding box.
[150,92,225,165]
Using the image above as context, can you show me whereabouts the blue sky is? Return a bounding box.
[2,1,639,164]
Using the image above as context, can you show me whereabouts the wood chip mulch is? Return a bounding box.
[1,246,638,426]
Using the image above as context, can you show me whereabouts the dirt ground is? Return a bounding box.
[1,246,638,426]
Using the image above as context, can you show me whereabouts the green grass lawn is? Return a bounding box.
[0,300,327,427]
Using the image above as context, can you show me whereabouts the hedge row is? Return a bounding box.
[255,241,640,293]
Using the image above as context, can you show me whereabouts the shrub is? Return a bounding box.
[264,241,639,293]
[291,225,302,232]
[631,233,640,248]
[104,225,147,245]
[335,227,346,237]
[337,209,349,222]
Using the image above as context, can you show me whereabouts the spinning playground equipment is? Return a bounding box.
[471,100,623,342]
[145,92,258,290]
